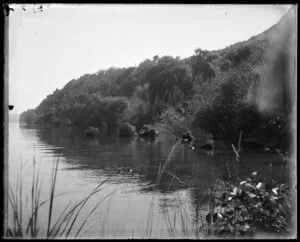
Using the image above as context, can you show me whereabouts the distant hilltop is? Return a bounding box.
[9,114,19,122]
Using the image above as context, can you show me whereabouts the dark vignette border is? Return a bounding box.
[0,2,298,240]
[1,3,9,239]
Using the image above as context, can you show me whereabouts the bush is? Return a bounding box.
[260,112,292,150]
[126,96,152,130]
[64,118,73,126]
[219,59,231,71]
[159,105,190,136]
[205,172,292,237]
[118,123,137,137]
[224,46,251,66]
[138,124,159,138]
[103,96,129,129]
[193,103,239,141]
[98,121,108,134]
[85,127,99,138]
[193,73,291,149]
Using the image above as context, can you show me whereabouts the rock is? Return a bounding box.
[181,131,194,143]
[186,144,195,150]
[118,123,137,137]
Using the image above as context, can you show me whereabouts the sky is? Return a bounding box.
[8,4,291,115]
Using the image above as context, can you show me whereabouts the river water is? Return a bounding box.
[7,121,288,238]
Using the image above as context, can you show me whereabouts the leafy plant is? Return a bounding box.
[204,172,292,237]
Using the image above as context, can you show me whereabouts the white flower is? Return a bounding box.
[252,172,258,176]
[233,187,238,194]
[248,193,256,198]
[256,182,262,189]
[244,224,250,229]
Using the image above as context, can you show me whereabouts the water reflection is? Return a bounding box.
[12,123,290,237]
[19,124,289,190]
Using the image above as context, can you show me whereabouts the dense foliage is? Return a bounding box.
[118,122,137,137]
[204,172,292,237]
[20,12,293,151]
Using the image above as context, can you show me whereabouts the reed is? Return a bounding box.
[6,156,111,239]
[151,141,209,239]
[145,195,155,238]
[159,189,208,239]
[156,141,181,186]
[232,130,243,163]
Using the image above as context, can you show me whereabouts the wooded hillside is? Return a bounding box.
[20,8,296,151]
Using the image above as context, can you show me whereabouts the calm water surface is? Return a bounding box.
[8,121,288,238]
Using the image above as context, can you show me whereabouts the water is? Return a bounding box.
[7,121,288,238]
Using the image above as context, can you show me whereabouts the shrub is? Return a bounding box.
[193,103,240,141]
[126,96,152,130]
[85,127,99,138]
[52,118,63,127]
[205,172,292,237]
[64,118,73,126]
[98,121,108,134]
[219,59,231,71]
[159,106,190,136]
[224,46,251,66]
[260,112,292,150]
[118,123,137,137]
[138,124,159,138]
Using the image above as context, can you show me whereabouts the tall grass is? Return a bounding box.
[152,141,209,239]
[232,130,243,163]
[6,156,112,239]
[156,141,181,186]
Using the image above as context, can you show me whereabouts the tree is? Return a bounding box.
[103,96,129,131]
[134,59,156,85]
[147,56,193,106]
[153,55,159,62]
[113,67,138,97]
[20,109,37,124]
[191,48,215,84]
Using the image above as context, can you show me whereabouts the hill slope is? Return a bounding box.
[20,7,296,150]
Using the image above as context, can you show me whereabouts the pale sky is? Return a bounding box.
[8,4,291,115]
